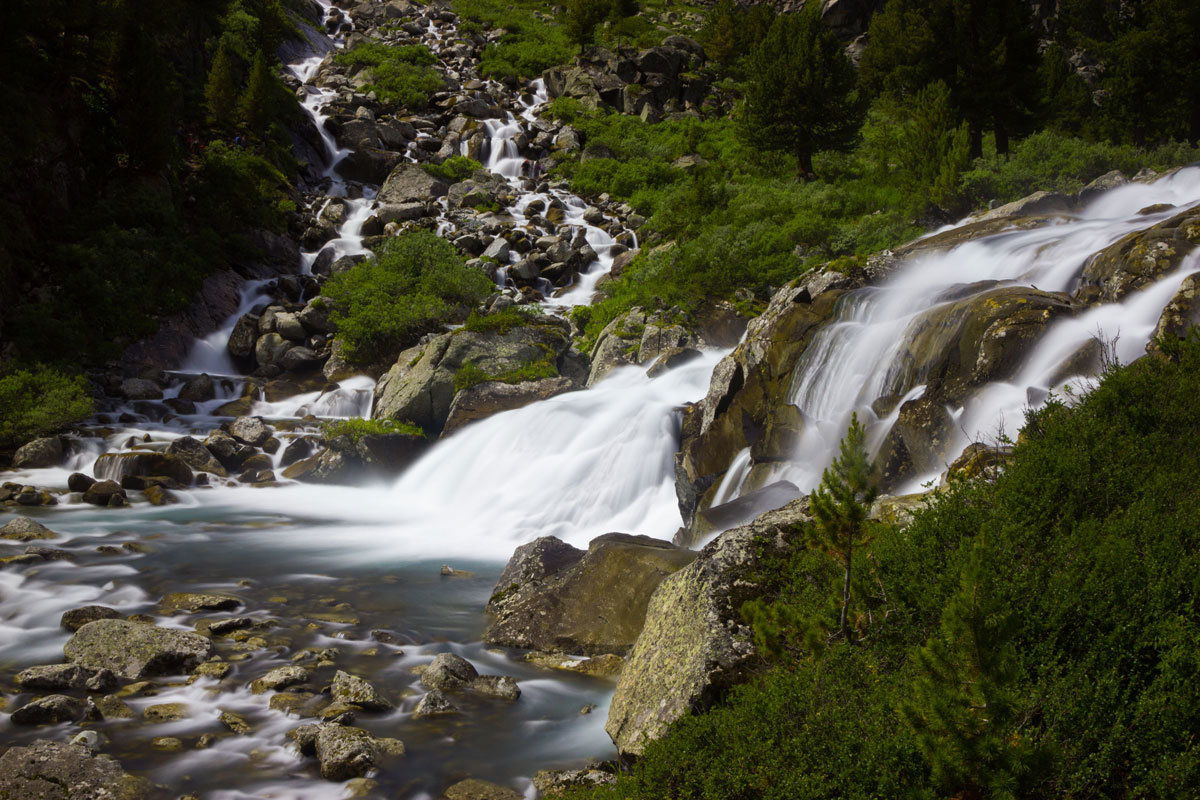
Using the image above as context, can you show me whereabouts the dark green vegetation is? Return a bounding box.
[320,231,493,366]
[1,0,302,393]
[572,334,1200,799]
[0,367,94,448]
[320,417,424,441]
[332,41,443,108]
[452,357,559,394]
[455,0,574,80]
[422,155,484,183]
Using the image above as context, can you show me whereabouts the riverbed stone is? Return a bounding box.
[533,768,618,797]
[468,675,521,701]
[0,739,152,799]
[606,498,811,755]
[61,605,121,632]
[419,653,478,691]
[159,592,242,614]
[12,437,65,469]
[0,516,57,542]
[331,670,393,711]
[442,376,578,435]
[413,689,459,718]
[166,435,228,476]
[485,533,697,656]
[16,664,117,693]
[442,778,523,800]
[377,162,449,204]
[229,416,273,447]
[143,702,188,722]
[250,665,311,694]
[64,619,215,680]
[81,480,127,507]
[291,723,400,781]
[10,694,90,725]
[93,452,194,487]
[121,378,162,400]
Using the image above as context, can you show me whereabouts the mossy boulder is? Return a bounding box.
[1079,206,1200,303]
[0,740,152,799]
[484,533,697,656]
[64,619,214,680]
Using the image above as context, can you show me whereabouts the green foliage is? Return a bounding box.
[320,417,424,442]
[422,155,483,183]
[566,0,611,49]
[572,333,1200,800]
[205,39,240,130]
[0,366,93,448]
[333,42,443,108]
[738,7,866,179]
[238,49,291,136]
[321,231,493,365]
[461,306,541,334]
[452,356,558,394]
[454,0,573,80]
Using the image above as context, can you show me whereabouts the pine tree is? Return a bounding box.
[204,39,239,131]
[565,0,610,49]
[238,49,272,137]
[901,542,1050,800]
[738,7,865,180]
[809,412,877,642]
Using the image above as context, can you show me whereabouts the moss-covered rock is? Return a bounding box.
[1079,206,1200,303]
[64,619,214,680]
[0,740,152,799]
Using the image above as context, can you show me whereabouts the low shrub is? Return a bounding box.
[423,155,483,183]
[0,366,93,448]
[333,42,443,108]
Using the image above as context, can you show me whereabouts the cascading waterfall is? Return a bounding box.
[722,168,1200,499]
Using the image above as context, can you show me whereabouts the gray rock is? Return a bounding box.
[12,437,65,469]
[10,694,90,725]
[159,592,242,613]
[377,163,449,205]
[485,533,696,656]
[605,499,811,755]
[203,431,255,471]
[442,376,578,436]
[442,779,523,800]
[0,740,152,799]
[973,190,1075,222]
[250,665,311,694]
[64,619,215,680]
[0,517,58,542]
[16,664,117,693]
[469,675,521,701]
[420,653,479,691]
[291,723,401,781]
[229,416,272,447]
[81,480,126,507]
[166,435,228,477]
[331,670,393,711]
[412,689,459,718]
[228,314,260,364]
[255,333,293,367]
[178,373,215,402]
[93,452,194,487]
[533,768,617,797]
[280,346,322,372]
[61,605,121,632]
[120,378,162,400]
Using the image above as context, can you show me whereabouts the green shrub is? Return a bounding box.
[321,231,493,365]
[333,42,443,108]
[422,155,482,183]
[460,306,540,334]
[0,366,93,447]
[320,417,424,441]
[452,356,558,394]
[454,0,573,79]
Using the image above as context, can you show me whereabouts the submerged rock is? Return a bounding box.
[442,778,523,800]
[9,695,91,726]
[64,619,215,680]
[484,533,696,656]
[0,739,152,799]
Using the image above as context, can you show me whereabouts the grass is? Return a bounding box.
[423,155,483,183]
[320,417,424,442]
[453,0,573,80]
[460,306,544,334]
[333,42,444,108]
[452,356,559,394]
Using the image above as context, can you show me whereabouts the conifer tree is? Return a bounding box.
[810,412,877,642]
[565,0,610,49]
[205,39,239,131]
[738,7,865,180]
[238,49,272,136]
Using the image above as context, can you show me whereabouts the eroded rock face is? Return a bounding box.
[484,533,697,656]
[442,376,578,435]
[1079,206,1200,303]
[0,740,152,799]
[605,499,810,755]
[377,163,449,205]
[64,619,214,680]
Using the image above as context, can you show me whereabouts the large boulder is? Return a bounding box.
[0,740,152,799]
[442,376,577,435]
[377,163,449,205]
[605,498,811,755]
[63,619,214,680]
[228,416,273,447]
[1078,205,1200,303]
[282,432,429,485]
[93,452,193,487]
[484,533,697,656]
[12,437,65,469]
[0,517,58,542]
[290,723,403,781]
[166,436,228,477]
[373,322,573,436]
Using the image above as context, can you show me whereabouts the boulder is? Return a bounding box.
[64,619,215,680]
[469,675,521,701]
[442,376,578,435]
[16,664,117,693]
[685,480,803,545]
[331,670,393,711]
[81,480,126,507]
[67,472,96,493]
[204,431,255,470]
[442,779,523,800]
[1079,206,1200,303]
[228,416,273,447]
[250,665,311,694]
[291,723,402,781]
[336,148,404,185]
[228,313,260,366]
[159,592,242,613]
[93,452,193,487]
[606,499,811,755]
[412,689,458,718]
[120,378,162,400]
[0,517,57,542]
[377,163,449,205]
[61,605,121,632]
[166,436,228,476]
[10,695,90,725]
[484,533,697,656]
[420,653,478,691]
[0,740,151,799]
[178,373,216,402]
[973,190,1076,222]
[12,437,65,469]
[1149,272,1200,356]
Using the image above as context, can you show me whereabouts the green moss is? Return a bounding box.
[320,417,424,442]
[452,357,558,394]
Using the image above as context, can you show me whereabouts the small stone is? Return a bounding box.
[93,695,135,719]
[151,736,184,752]
[10,694,89,725]
[159,592,242,614]
[331,670,393,711]
[269,692,317,715]
[412,689,459,718]
[442,778,524,800]
[250,665,310,694]
[219,710,253,734]
[144,702,188,723]
[420,653,479,691]
[469,675,521,701]
[189,661,232,682]
[318,702,357,724]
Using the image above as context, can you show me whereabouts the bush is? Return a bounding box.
[422,155,482,183]
[320,417,424,441]
[321,231,493,365]
[333,42,443,108]
[452,356,558,394]
[0,366,93,447]
[460,306,541,334]
[455,0,573,79]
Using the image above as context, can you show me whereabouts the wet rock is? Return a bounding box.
[331,670,393,711]
[0,516,58,541]
[143,702,188,722]
[67,472,96,493]
[291,723,402,781]
[178,373,216,402]
[142,484,178,505]
[61,605,121,632]
[442,778,523,800]
[280,437,314,467]
[12,437,65,469]
[420,653,478,691]
[121,378,162,400]
[81,480,127,507]
[64,619,215,680]
[166,436,228,477]
[191,661,233,681]
[468,675,521,701]
[16,664,117,693]
[93,695,135,719]
[973,190,1075,222]
[377,162,449,204]
[160,592,242,614]
[533,768,617,797]
[485,533,696,656]
[228,314,260,367]
[229,416,273,447]
[10,694,90,725]
[250,665,311,694]
[645,346,702,378]
[220,710,253,734]
[150,737,183,752]
[606,499,811,755]
[93,452,194,487]
[1080,206,1200,303]
[1077,169,1128,206]
[280,346,323,372]
[412,689,459,718]
[0,739,152,799]
[442,376,578,435]
[524,652,624,677]
[586,310,647,385]
[204,431,255,471]
[1149,273,1200,357]
[686,480,803,545]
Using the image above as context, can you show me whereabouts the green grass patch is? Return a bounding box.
[453,0,573,80]
[333,42,443,108]
[422,155,482,183]
[460,306,543,335]
[320,417,424,442]
[452,356,558,394]
[0,366,93,448]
